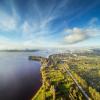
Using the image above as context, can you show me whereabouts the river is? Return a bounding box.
[0,51,48,100]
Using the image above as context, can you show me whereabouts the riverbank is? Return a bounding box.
[31,56,71,100]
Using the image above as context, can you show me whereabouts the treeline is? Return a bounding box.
[72,70,100,100]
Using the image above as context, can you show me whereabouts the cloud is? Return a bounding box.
[21,21,33,35]
[63,17,100,44]
[0,9,18,31]
[64,28,89,44]
[0,36,19,49]
[0,36,59,49]
[0,17,17,31]
[64,27,100,44]
[88,17,98,26]
[0,36,36,49]
[21,16,55,40]
[0,0,100,49]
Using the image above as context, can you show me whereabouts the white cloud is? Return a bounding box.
[64,27,100,44]
[64,28,88,44]
[21,16,53,41]
[0,36,34,50]
[0,17,17,31]
[21,21,32,34]
[63,17,100,44]
[40,16,55,28]
[0,10,18,31]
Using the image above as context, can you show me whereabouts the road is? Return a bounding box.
[63,66,91,100]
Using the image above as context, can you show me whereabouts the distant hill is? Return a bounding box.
[0,49,40,52]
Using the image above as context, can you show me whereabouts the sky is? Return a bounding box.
[0,0,100,49]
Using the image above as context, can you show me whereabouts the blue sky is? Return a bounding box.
[0,0,100,49]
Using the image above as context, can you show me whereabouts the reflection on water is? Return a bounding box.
[0,51,46,100]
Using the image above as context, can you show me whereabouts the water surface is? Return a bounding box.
[0,51,44,100]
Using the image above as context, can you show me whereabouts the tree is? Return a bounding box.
[50,85,56,100]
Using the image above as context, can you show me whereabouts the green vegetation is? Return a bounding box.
[31,53,100,100]
[67,55,100,100]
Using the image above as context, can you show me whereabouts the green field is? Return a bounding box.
[32,53,100,100]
